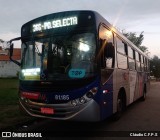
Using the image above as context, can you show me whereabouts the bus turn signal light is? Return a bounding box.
[21,92,40,100]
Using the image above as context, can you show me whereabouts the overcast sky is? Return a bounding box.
[0,0,160,57]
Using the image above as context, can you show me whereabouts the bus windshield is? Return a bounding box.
[20,33,97,80]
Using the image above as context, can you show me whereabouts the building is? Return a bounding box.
[0,48,21,77]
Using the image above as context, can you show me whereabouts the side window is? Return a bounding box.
[140,54,144,72]
[128,46,136,70]
[117,39,127,55]
[128,46,133,58]
[135,52,139,61]
[116,37,128,69]
[99,25,114,68]
[135,52,141,71]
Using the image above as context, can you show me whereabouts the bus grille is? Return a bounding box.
[23,99,78,118]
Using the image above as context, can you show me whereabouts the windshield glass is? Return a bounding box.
[20,33,97,80]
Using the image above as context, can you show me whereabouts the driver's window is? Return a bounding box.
[99,25,114,68]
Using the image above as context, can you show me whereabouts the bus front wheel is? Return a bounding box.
[113,93,125,121]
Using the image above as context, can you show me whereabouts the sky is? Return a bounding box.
[0,0,160,57]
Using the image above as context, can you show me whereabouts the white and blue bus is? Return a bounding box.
[9,10,150,121]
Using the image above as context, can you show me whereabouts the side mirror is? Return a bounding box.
[104,42,114,58]
[104,42,115,68]
[9,37,21,66]
[10,43,14,57]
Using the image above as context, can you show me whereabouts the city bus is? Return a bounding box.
[9,10,150,121]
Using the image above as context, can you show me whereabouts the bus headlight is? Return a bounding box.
[71,100,78,106]
[86,87,98,98]
[70,87,98,106]
[79,97,86,104]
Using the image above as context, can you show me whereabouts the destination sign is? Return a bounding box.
[33,16,78,32]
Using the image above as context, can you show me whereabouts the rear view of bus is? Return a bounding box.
[18,11,102,121]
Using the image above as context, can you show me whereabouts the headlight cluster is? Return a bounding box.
[70,87,98,106]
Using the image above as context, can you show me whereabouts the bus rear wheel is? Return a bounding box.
[141,86,146,101]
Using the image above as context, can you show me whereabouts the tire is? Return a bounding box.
[141,87,146,101]
[112,94,124,121]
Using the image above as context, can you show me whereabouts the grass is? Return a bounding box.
[0,78,34,130]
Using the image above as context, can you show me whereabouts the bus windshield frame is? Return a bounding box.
[19,11,98,81]
[20,31,97,81]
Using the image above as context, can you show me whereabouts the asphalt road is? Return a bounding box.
[4,81,160,140]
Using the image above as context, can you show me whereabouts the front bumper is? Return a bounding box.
[20,98,100,122]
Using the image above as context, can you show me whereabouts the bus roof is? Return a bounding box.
[21,10,149,59]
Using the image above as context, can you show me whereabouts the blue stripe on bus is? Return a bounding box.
[37,77,100,103]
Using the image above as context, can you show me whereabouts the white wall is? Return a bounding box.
[0,61,20,77]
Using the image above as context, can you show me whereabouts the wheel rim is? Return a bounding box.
[117,98,122,112]
[143,92,146,99]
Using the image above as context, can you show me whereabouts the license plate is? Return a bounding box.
[41,107,54,114]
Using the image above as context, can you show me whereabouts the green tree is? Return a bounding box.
[0,39,4,43]
[150,55,160,80]
[138,46,148,52]
[123,31,148,53]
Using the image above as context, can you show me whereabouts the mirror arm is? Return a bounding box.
[10,37,21,42]
[10,57,21,66]
[9,37,21,66]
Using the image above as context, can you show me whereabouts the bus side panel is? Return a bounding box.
[114,68,130,110]
[113,69,118,114]
[128,70,137,104]
[134,72,144,100]
[146,72,150,93]
[100,74,113,120]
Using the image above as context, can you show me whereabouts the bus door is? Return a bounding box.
[99,25,115,118]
